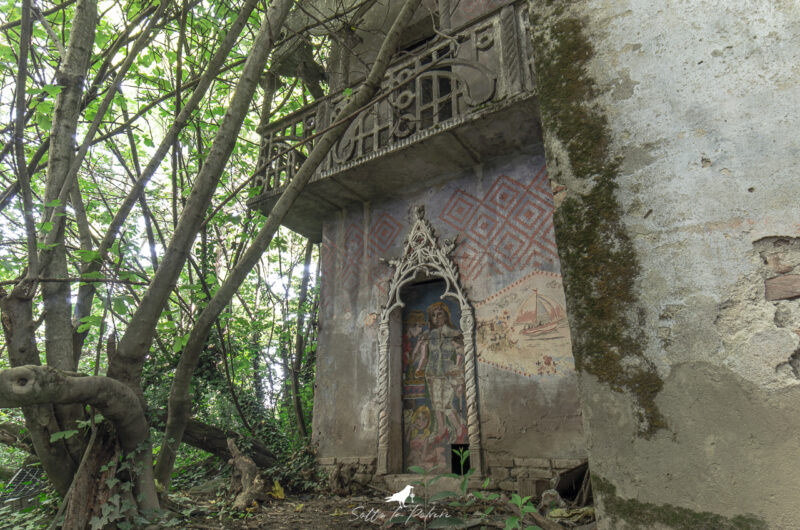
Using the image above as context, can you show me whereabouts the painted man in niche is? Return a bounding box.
[402,310,426,380]
[415,301,468,445]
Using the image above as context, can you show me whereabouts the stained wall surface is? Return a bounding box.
[311,153,586,486]
[529,0,800,528]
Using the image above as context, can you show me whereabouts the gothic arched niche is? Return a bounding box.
[376,206,483,476]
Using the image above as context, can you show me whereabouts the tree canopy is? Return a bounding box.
[0,0,423,525]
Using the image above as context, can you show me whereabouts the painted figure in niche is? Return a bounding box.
[415,301,468,444]
[402,310,426,380]
[405,405,444,467]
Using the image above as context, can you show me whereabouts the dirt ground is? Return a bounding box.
[178,491,521,529]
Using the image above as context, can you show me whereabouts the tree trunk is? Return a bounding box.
[62,424,121,530]
[155,0,424,488]
[227,438,265,511]
[182,418,277,469]
[0,365,159,511]
[70,0,261,358]
[290,240,314,439]
[109,0,294,394]
[1,281,75,495]
[35,0,100,489]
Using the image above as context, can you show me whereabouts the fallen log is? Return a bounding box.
[0,414,277,471]
[0,422,34,455]
[152,412,277,469]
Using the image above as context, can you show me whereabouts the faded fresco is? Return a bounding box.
[402,281,468,471]
[313,156,586,465]
[475,271,572,377]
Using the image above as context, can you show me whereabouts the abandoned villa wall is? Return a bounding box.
[530,1,800,528]
[311,153,586,489]
[268,0,798,526]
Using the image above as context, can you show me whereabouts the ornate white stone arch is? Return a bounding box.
[376,206,483,476]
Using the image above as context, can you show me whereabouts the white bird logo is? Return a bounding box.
[385,485,415,507]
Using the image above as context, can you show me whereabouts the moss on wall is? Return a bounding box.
[592,475,767,529]
[529,3,666,434]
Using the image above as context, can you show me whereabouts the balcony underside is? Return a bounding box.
[249,96,541,242]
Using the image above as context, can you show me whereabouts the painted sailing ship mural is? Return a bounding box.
[475,271,572,377]
[515,289,567,336]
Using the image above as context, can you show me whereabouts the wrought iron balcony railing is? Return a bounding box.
[248,1,537,239]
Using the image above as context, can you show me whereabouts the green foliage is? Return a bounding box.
[0,0,327,521]
[170,452,229,492]
[48,430,78,443]
[0,486,59,530]
[404,452,544,530]
[266,445,326,493]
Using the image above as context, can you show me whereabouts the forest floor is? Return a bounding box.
[175,488,535,529]
[154,456,595,528]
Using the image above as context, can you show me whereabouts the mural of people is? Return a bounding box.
[405,405,444,467]
[401,281,468,471]
[415,301,467,445]
[402,310,426,381]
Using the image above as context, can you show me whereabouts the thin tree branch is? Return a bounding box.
[0,0,78,31]
[32,5,67,59]
[14,0,39,278]
[0,277,149,286]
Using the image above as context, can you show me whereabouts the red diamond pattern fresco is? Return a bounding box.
[440,190,480,231]
[339,223,364,289]
[321,213,404,303]
[443,166,558,281]
[368,213,403,256]
[322,165,557,300]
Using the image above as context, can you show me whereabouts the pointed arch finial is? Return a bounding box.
[375,206,483,476]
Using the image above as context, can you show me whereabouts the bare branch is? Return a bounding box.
[32,6,67,59]
[0,0,78,31]
[14,0,39,277]
[0,277,149,287]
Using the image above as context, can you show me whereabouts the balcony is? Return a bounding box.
[247,1,541,241]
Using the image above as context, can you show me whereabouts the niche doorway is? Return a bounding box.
[376,206,482,477]
[400,279,468,473]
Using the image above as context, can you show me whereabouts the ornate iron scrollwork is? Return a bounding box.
[250,1,530,201]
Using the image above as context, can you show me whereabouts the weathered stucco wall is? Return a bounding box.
[311,153,586,488]
[530,0,800,528]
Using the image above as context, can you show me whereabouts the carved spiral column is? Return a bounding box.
[376,319,391,474]
[460,306,483,475]
[375,206,483,476]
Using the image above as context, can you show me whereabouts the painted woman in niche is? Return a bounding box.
[415,301,468,444]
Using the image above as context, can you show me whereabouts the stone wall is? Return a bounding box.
[485,455,585,496]
[311,153,586,487]
[529,0,800,528]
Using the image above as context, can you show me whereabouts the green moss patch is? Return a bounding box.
[530,5,665,434]
[593,475,767,529]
